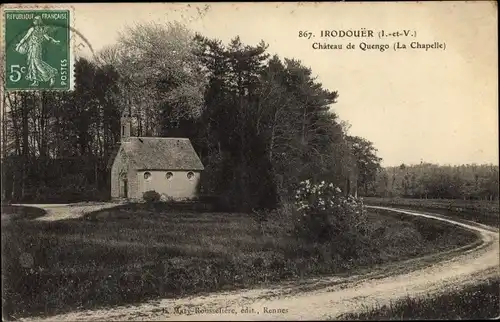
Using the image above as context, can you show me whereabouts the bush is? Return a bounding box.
[293,179,369,244]
[159,194,175,203]
[143,190,161,203]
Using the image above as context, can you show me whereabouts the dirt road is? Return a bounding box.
[19,205,500,321]
[10,201,125,221]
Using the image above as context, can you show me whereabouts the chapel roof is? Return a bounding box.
[117,137,204,171]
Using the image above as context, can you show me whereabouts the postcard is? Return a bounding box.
[1,2,498,321]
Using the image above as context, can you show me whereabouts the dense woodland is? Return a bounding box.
[1,22,497,207]
[372,163,499,201]
[0,22,380,208]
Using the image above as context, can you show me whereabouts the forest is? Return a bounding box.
[1,22,497,207]
[0,22,382,209]
[371,163,499,201]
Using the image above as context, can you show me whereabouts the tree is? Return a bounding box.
[1,57,121,202]
[114,22,207,136]
[373,163,499,200]
[2,23,387,209]
[192,33,359,209]
[346,136,382,196]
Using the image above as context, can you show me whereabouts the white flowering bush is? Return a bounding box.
[293,179,368,244]
[294,179,366,216]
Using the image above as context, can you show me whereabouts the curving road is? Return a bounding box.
[10,201,127,222]
[19,205,500,321]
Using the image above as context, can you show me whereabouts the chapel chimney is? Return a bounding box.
[120,109,131,142]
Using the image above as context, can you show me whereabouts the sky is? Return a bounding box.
[55,2,498,166]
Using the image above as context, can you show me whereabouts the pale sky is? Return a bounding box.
[65,2,498,166]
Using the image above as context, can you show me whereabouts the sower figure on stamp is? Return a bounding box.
[15,16,60,87]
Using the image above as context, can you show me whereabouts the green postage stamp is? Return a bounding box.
[4,8,74,91]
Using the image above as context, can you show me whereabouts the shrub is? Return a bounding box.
[293,179,369,244]
[143,190,161,203]
[159,194,175,203]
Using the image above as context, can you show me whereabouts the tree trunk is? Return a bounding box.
[21,93,30,199]
[301,105,307,144]
[269,109,279,160]
[39,93,49,184]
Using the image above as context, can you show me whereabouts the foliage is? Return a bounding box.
[293,179,369,245]
[143,190,161,203]
[1,60,121,202]
[373,163,499,200]
[112,22,207,135]
[190,35,358,209]
[1,22,381,210]
[4,20,496,210]
[346,135,382,195]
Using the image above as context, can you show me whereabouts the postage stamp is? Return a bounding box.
[3,7,74,91]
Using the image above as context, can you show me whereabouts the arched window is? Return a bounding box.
[187,172,194,180]
[144,172,152,180]
[166,172,173,180]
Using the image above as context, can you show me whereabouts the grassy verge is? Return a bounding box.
[365,197,499,227]
[0,205,46,220]
[339,277,500,320]
[367,208,480,259]
[1,204,478,319]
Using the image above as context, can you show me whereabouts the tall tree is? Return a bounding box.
[113,22,207,137]
[346,136,382,196]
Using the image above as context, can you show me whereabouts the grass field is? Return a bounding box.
[340,277,500,320]
[1,204,478,319]
[365,197,499,227]
[0,205,46,220]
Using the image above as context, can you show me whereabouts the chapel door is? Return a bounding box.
[120,179,128,198]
